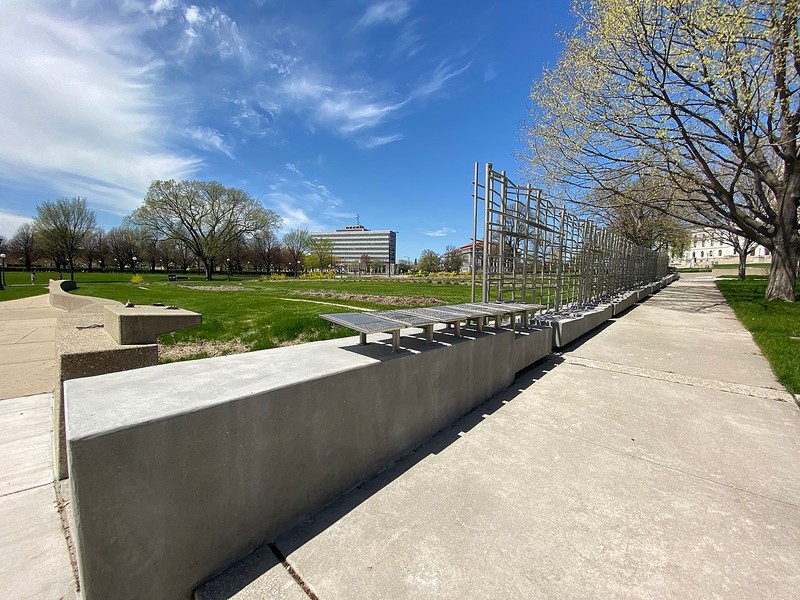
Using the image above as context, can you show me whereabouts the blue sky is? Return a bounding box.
[0,0,574,260]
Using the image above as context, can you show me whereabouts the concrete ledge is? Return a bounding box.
[49,279,96,312]
[54,303,157,480]
[636,287,651,302]
[512,327,553,372]
[612,292,638,316]
[582,304,613,331]
[538,313,585,348]
[66,330,521,600]
[104,304,202,345]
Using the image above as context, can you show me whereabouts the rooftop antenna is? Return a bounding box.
[356,214,360,226]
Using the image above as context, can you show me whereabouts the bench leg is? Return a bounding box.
[425,325,433,344]
[359,333,367,345]
[454,320,461,336]
[392,330,400,352]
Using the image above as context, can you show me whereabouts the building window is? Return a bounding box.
[692,251,696,258]
[700,251,704,257]
[718,250,722,256]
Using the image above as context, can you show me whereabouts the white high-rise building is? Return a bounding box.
[311,224,397,274]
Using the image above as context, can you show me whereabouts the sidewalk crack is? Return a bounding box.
[268,543,320,600]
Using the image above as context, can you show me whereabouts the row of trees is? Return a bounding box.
[525,0,800,300]
[2,185,322,280]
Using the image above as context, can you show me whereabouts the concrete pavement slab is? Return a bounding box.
[0,341,56,364]
[274,393,799,600]
[195,545,308,600]
[0,361,55,400]
[0,484,76,600]
[0,394,54,496]
[569,285,782,390]
[499,361,800,505]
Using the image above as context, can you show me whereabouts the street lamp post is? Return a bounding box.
[226,258,231,281]
[0,253,5,290]
[132,256,138,276]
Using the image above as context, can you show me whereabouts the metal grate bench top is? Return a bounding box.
[320,312,404,351]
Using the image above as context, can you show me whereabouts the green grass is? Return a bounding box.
[0,270,56,301]
[16,272,477,360]
[716,277,800,394]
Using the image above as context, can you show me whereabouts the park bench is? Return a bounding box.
[320,301,543,352]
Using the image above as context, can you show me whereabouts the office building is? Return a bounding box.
[311,224,397,274]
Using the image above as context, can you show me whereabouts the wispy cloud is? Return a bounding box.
[359,134,403,148]
[426,226,456,237]
[186,127,234,159]
[356,1,411,28]
[262,170,346,233]
[0,2,200,213]
[0,210,33,241]
[411,60,472,99]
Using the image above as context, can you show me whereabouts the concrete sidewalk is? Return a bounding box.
[200,275,800,599]
[0,294,77,599]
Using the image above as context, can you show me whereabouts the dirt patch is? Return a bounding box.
[177,285,253,292]
[296,290,444,306]
[158,339,249,361]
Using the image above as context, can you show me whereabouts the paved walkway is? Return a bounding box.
[0,295,77,599]
[200,275,800,600]
[3,280,799,600]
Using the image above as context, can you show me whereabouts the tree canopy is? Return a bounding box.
[525,0,800,300]
[33,197,96,280]
[129,180,281,280]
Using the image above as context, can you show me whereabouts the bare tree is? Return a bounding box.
[442,245,465,272]
[33,197,96,280]
[283,229,310,276]
[250,230,282,274]
[525,0,800,300]
[106,226,140,272]
[9,223,37,270]
[129,180,281,280]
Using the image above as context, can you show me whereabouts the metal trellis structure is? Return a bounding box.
[470,162,669,312]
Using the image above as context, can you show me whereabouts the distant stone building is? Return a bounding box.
[311,224,397,274]
[680,227,770,266]
[456,241,484,273]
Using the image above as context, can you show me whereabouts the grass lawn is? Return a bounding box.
[716,277,800,394]
[0,270,55,301]
[19,271,477,360]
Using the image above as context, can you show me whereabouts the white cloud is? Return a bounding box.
[0,2,201,213]
[186,127,234,159]
[357,1,411,28]
[180,4,249,61]
[411,60,472,99]
[360,134,403,148]
[0,211,33,241]
[425,227,456,237]
[262,171,345,233]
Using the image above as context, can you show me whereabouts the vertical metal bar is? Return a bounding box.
[498,171,507,302]
[471,162,479,303]
[482,163,492,302]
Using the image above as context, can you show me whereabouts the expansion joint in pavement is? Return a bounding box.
[0,480,52,500]
[268,543,320,600]
[562,355,795,403]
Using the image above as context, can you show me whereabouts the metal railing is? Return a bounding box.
[471,162,669,311]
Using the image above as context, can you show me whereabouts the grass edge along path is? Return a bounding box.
[716,277,800,395]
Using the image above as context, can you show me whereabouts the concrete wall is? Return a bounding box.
[65,277,673,600]
[49,280,200,480]
[66,325,552,600]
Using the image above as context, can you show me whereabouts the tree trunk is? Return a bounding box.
[765,239,799,301]
[203,258,213,280]
[737,251,747,281]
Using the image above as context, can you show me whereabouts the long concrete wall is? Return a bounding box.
[65,274,676,600]
[66,325,552,599]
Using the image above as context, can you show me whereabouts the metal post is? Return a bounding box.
[471,162,479,303]
[482,163,492,302]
